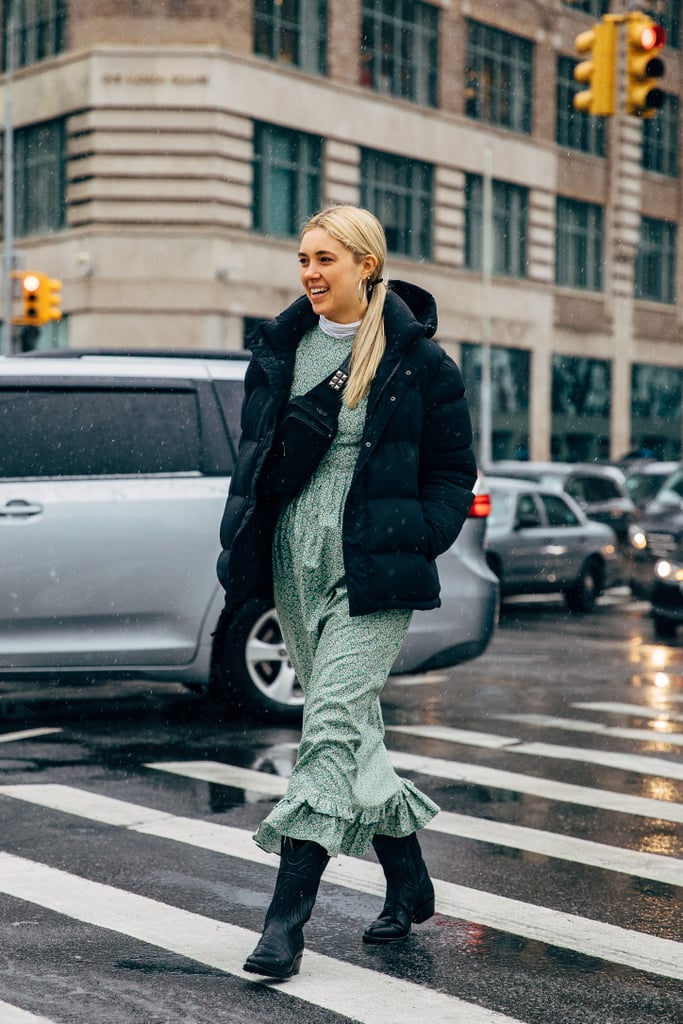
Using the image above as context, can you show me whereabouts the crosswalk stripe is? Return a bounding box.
[386,724,683,781]
[0,728,62,744]
[573,702,683,722]
[0,850,523,1024]
[0,1000,57,1024]
[387,750,683,824]
[2,784,682,981]
[494,713,683,747]
[143,762,683,887]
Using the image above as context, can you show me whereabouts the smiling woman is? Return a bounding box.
[216,204,477,981]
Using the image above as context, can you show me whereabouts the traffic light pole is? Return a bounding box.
[1,5,15,357]
[479,146,493,469]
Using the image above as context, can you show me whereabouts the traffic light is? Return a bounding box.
[39,276,63,322]
[18,272,41,325]
[625,12,666,117]
[11,270,63,326]
[573,18,616,117]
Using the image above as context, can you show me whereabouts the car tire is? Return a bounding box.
[653,614,677,641]
[564,558,602,613]
[210,598,304,723]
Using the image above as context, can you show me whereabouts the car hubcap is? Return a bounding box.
[245,609,304,708]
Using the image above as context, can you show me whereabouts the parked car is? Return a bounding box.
[485,477,621,611]
[623,460,680,510]
[486,461,636,551]
[626,463,683,611]
[0,350,498,723]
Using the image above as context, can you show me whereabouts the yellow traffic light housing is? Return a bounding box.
[625,12,666,118]
[573,19,616,117]
[40,276,63,322]
[10,270,63,326]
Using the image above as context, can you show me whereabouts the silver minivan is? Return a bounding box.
[0,351,498,722]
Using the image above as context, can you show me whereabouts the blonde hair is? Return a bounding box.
[300,205,387,409]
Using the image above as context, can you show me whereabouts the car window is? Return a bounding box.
[540,494,580,527]
[516,493,541,527]
[566,475,619,502]
[0,387,201,477]
[625,473,666,505]
[213,379,243,454]
[489,490,515,527]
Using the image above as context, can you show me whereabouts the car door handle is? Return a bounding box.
[0,499,44,518]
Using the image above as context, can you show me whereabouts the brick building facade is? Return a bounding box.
[1,0,681,461]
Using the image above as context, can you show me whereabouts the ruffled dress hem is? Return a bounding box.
[252,778,439,858]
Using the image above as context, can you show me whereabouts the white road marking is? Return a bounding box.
[143,762,683,887]
[494,713,683,747]
[1,784,683,981]
[0,850,524,1024]
[0,1001,57,1024]
[0,728,62,744]
[386,724,683,781]
[573,701,683,722]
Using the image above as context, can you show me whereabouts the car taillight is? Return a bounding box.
[468,493,491,518]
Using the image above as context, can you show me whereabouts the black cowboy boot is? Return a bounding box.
[243,837,329,979]
[362,832,435,944]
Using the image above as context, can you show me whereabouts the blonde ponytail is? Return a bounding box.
[344,278,387,408]
[300,205,387,409]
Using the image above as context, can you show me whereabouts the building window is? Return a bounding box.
[252,123,323,238]
[2,0,68,71]
[461,344,531,461]
[12,119,67,238]
[360,150,433,260]
[635,216,676,303]
[465,20,533,134]
[643,94,679,177]
[465,175,529,278]
[560,1,609,15]
[253,0,327,75]
[360,0,439,107]
[556,56,606,156]
[556,197,603,291]
[631,364,682,460]
[552,355,611,461]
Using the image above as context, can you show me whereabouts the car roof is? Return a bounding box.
[488,476,562,494]
[488,461,626,482]
[0,350,249,382]
[625,460,680,476]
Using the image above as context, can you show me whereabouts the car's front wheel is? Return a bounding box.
[210,598,304,723]
[564,558,602,613]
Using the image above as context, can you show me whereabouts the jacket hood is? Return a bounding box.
[247,279,438,360]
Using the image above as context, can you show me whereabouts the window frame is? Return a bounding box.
[359,0,439,108]
[642,94,679,177]
[465,19,534,135]
[555,196,604,292]
[465,174,529,279]
[360,148,434,260]
[1,0,68,72]
[253,0,328,75]
[9,118,67,239]
[252,122,323,238]
[635,216,677,304]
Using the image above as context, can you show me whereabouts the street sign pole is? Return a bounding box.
[1,4,15,357]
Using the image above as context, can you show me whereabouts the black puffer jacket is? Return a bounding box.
[217,281,477,617]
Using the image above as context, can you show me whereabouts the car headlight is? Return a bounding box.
[655,559,683,581]
[628,525,648,551]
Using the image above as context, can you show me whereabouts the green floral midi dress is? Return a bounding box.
[253,325,440,858]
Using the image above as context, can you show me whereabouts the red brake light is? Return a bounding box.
[468,493,491,518]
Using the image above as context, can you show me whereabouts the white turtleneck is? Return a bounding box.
[319,314,361,339]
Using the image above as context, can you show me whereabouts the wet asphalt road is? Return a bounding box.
[0,590,682,1024]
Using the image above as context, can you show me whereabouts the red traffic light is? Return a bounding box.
[640,23,665,51]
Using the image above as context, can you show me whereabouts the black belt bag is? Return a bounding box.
[260,354,351,505]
